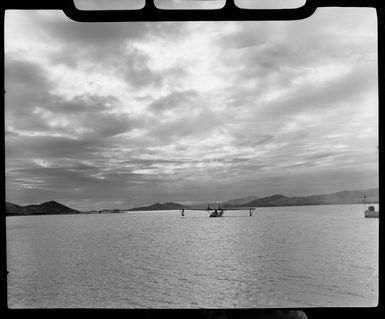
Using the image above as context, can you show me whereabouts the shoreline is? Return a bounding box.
[6,202,379,217]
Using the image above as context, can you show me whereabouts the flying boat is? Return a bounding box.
[179,204,255,217]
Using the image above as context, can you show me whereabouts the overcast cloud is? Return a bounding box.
[5,8,378,210]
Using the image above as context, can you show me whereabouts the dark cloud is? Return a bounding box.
[144,107,225,145]
[5,135,104,162]
[7,91,133,139]
[219,11,377,101]
[148,90,199,113]
[231,133,275,148]
[114,44,188,89]
[123,47,162,88]
[42,19,149,62]
[31,13,189,89]
[5,58,54,132]
[5,57,134,139]
[239,43,303,79]
[123,158,185,166]
[16,166,106,185]
[304,152,334,161]
[265,61,377,116]
[220,23,273,50]
[5,58,51,90]
[34,12,188,68]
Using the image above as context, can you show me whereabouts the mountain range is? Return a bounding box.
[6,201,81,216]
[221,195,260,206]
[128,202,186,211]
[235,188,379,207]
[6,188,379,215]
[129,188,379,211]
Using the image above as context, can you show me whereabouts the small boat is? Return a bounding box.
[363,194,379,218]
[364,205,379,218]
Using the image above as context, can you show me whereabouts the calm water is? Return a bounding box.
[6,204,378,308]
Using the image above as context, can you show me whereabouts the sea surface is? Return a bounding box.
[6,204,378,308]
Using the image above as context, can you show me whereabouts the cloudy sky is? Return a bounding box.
[5,6,378,210]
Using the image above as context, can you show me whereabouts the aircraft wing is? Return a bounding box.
[182,207,255,211]
[181,207,255,211]
[179,206,255,216]
[220,207,255,210]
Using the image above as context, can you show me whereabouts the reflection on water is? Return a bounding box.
[7,204,378,308]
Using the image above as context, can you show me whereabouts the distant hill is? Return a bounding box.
[6,202,27,215]
[222,195,259,207]
[241,194,289,207]
[129,202,187,211]
[239,188,379,207]
[143,188,377,211]
[6,201,81,216]
[185,202,221,209]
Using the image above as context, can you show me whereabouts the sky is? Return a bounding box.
[4,6,378,210]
